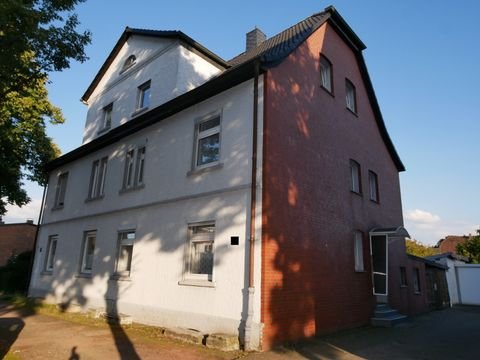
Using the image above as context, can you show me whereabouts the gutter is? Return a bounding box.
[244,59,260,350]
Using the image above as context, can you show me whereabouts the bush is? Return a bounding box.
[0,251,33,294]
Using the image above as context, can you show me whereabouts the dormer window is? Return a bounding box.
[121,55,136,73]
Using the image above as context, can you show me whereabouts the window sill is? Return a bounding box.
[355,270,366,273]
[320,85,334,97]
[109,274,132,282]
[178,279,216,288]
[51,205,64,211]
[346,107,358,117]
[400,285,408,288]
[41,271,53,276]
[350,190,362,197]
[370,199,380,204]
[187,162,223,177]
[85,195,104,203]
[119,184,145,194]
[75,273,92,279]
[414,291,421,295]
[131,107,149,118]
[97,127,111,136]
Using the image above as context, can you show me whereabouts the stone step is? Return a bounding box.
[371,314,408,327]
[163,327,205,345]
[205,333,240,351]
[374,309,399,318]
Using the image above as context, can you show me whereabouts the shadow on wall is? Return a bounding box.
[262,24,386,348]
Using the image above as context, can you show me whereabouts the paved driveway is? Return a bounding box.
[1,300,479,359]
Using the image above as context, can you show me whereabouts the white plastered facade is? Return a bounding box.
[30,34,264,348]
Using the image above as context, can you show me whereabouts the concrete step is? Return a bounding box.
[371,314,408,327]
[374,309,399,318]
[163,327,205,345]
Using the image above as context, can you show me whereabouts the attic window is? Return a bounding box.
[121,55,136,72]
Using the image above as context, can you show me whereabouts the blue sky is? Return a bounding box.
[4,0,479,245]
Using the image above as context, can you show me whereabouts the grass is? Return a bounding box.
[0,293,246,360]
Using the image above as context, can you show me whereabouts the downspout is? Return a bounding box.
[25,184,47,296]
[244,59,260,350]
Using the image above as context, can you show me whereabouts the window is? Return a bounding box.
[88,157,108,199]
[137,81,151,110]
[80,231,96,274]
[345,79,357,113]
[102,103,113,130]
[121,55,136,72]
[354,231,364,272]
[53,172,68,208]
[115,230,135,276]
[122,146,146,190]
[350,159,361,194]
[369,170,379,202]
[186,223,215,281]
[413,268,421,293]
[44,235,58,272]
[400,266,407,286]
[194,115,221,168]
[320,55,333,93]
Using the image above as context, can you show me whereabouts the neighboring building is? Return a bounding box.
[29,7,418,349]
[0,219,37,266]
[436,235,470,254]
[427,252,468,305]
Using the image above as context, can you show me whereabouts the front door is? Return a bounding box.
[370,234,388,297]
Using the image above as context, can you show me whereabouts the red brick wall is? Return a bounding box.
[261,23,406,349]
[0,223,37,266]
[439,236,468,254]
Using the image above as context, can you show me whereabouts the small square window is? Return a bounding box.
[369,170,379,202]
[185,223,215,281]
[320,55,333,93]
[354,231,364,272]
[194,115,221,168]
[102,103,113,130]
[137,81,151,110]
[80,231,96,274]
[44,235,58,272]
[116,231,135,276]
[88,157,108,199]
[350,159,361,194]
[53,172,68,208]
[346,79,357,113]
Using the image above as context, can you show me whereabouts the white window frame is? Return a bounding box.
[44,235,58,272]
[369,170,379,202]
[88,157,108,199]
[354,231,364,272]
[53,172,68,208]
[184,222,215,282]
[346,78,357,113]
[350,159,361,194]
[102,103,113,130]
[122,146,146,190]
[193,113,221,169]
[320,54,333,93]
[137,81,151,110]
[80,231,96,274]
[115,230,135,277]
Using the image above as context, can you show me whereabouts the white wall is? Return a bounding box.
[456,264,480,305]
[82,35,222,144]
[30,76,265,347]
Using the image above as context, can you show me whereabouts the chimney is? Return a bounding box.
[0,216,4,225]
[26,219,34,224]
[246,27,266,52]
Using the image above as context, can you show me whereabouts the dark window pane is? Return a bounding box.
[199,117,220,132]
[197,133,220,166]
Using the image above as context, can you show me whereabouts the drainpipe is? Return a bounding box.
[25,184,47,296]
[244,59,260,350]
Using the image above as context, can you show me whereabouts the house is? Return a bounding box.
[29,6,419,350]
[436,235,470,255]
[0,219,37,266]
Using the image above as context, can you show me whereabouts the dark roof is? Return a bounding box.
[81,28,229,103]
[408,254,448,270]
[425,252,469,263]
[52,6,404,172]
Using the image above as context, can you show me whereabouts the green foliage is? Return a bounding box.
[0,251,33,293]
[406,238,439,257]
[0,0,91,215]
[457,229,480,264]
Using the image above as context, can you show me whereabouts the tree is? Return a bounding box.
[0,0,91,215]
[405,238,439,257]
[457,230,480,264]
